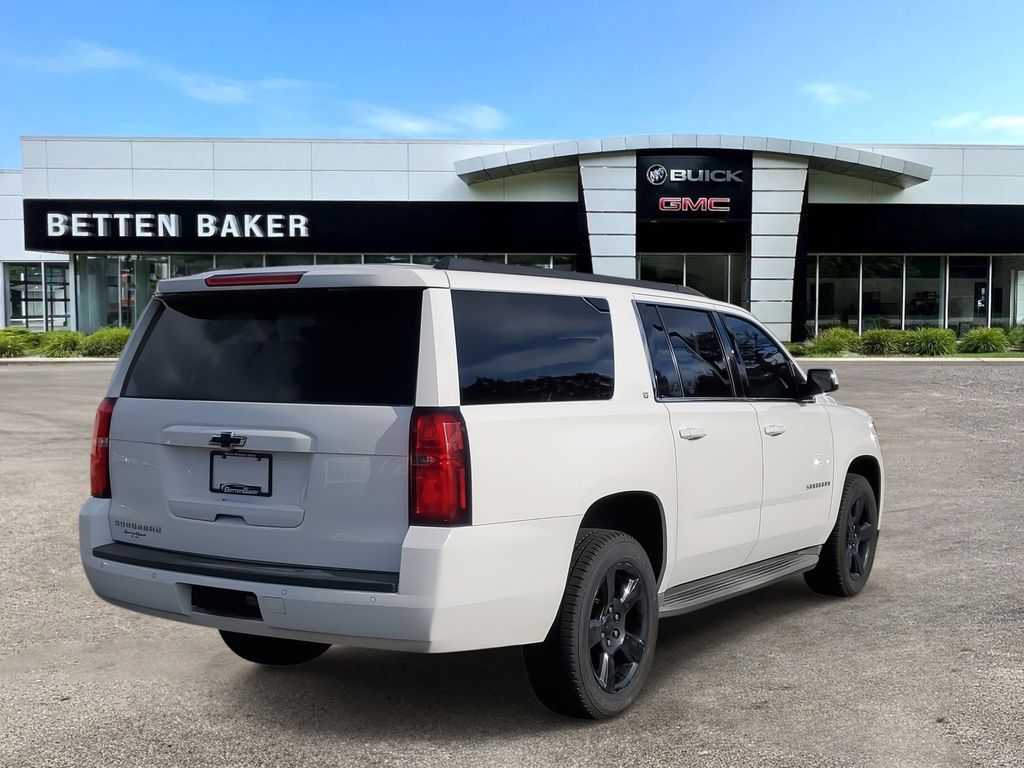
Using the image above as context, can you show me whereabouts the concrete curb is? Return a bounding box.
[0,357,118,365]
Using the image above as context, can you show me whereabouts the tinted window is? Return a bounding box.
[637,305,683,398]
[722,314,797,399]
[124,288,422,405]
[452,291,613,404]
[659,307,733,398]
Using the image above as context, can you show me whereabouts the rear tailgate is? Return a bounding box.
[107,278,427,573]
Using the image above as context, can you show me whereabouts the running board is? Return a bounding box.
[659,547,821,617]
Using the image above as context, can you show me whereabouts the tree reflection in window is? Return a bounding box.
[722,315,796,399]
[658,307,733,398]
[453,291,615,405]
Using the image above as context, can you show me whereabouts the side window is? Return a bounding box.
[637,305,683,398]
[659,306,733,398]
[452,291,614,404]
[721,314,797,399]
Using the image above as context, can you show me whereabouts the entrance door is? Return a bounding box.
[719,313,835,562]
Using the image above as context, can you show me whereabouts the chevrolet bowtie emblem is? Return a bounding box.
[209,432,246,449]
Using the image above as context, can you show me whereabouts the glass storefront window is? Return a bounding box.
[730,252,749,309]
[412,254,444,265]
[5,263,44,330]
[639,253,684,285]
[129,255,169,325]
[862,255,902,330]
[638,253,735,302]
[507,254,555,268]
[905,255,945,328]
[266,254,314,267]
[817,255,860,331]
[552,255,576,271]
[44,264,71,329]
[991,255,1024,330]
[947,256,989,334]
[364,254,412,264]
[793,254,816,341]
[684,254,729,301]
[214,254,264,270]
[169,255,213,277]
[314,254,362,265]
[75,255,120,331]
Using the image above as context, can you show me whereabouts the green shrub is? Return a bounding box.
[958,327,1010,354]
[0,334,28,358]
[80,327,132,357]
[859,329,909,356]
[810,326,860,356]
[1007,326,1024,350]
[39,330,85,358]
[785,342,811,357]
[0,327,42,350]
[904,327,956,356]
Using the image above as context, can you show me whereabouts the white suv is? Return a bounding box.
[80,258,883,718]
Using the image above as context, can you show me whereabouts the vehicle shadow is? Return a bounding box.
[226,576,825,741]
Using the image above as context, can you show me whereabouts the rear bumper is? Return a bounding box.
[80,498,580,653]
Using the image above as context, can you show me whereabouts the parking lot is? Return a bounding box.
[1,360,1022,768]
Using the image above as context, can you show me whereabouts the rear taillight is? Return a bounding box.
[90,397,116,498]
[409,408,471,526]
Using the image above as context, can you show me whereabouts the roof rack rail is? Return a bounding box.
[432,257,705,297]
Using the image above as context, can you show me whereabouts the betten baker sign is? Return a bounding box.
[636,152,752,221]
[22,198,581,254]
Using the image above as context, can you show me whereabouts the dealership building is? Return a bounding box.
[3,134,1024,341]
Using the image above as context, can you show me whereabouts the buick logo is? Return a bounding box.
[646,164,668,186]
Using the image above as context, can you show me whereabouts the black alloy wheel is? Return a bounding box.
[588,562,650,694]
[523,529,658,719]
[805,473,879,597]
[845,493,877,582]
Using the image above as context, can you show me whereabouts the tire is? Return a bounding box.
[804,473,879,597]
[219,630,330,666]
[522,529,659,719]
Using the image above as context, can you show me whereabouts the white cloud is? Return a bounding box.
[350,102,508,136]
[4,40,312,105]
[981,115,1024,133]
[933,111,1024,135]
[933,111,984,130]
[802,82,871,107]
[3,41,138,72]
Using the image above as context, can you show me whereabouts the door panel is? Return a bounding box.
[747,401,834,561]
[668,401,763,584]
[717,312,835,562]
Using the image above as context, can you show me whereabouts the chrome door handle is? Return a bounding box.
[678,427,707,441]
[764,424,786,436]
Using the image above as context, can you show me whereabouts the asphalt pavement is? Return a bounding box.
[1,361,1022,767]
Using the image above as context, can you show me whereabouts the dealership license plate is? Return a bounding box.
[209,451,273,497]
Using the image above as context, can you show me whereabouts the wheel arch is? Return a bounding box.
[579,491,666,584]
[847,455,882,513]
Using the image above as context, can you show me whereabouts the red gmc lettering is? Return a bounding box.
[658,197,731,212]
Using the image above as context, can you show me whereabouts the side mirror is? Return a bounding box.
[803,368,839,397]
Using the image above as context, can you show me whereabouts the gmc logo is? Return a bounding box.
[659,197,731,212]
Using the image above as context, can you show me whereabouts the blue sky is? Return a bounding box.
[1,0,1023,168]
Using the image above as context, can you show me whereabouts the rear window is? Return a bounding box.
[452,290,614,405]
[123,288,423,405]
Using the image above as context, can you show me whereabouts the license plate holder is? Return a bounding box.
[209,451,273,497]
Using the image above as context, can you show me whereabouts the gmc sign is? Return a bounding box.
[659,197,731,212]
